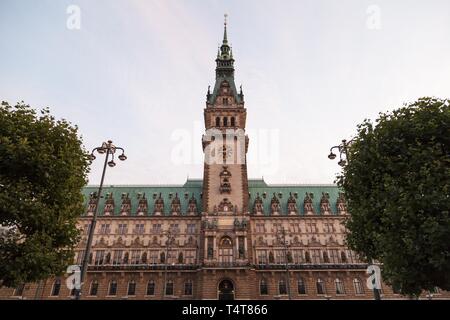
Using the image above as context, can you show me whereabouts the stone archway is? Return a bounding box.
[217,279,235,300]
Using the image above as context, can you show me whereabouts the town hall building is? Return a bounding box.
[2,20,448,300]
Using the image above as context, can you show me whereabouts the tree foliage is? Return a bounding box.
[338,97,450,296]
[0,101,90,287]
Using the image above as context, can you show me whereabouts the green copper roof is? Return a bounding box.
[82,179,342,216]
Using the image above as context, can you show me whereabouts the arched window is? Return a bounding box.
[147,280,155,296]
[89,280,99,296]
[353,278,364,295]
[279,278,287,295]
[316,278,325,295]
[335,278,345,294]
[51,279,61,296]
[184,280,193,296]
[216,117,220,127]
[223,97,229,105]
[260,279,268,295]
[13,284,25,297]
[108,280,117,296]
[128,280,136,296]
[219,236,233,264]
[231,117,235,127]
[323,251,329,263]
[298,277,306,294]
[165,280,174,296]
[223,117,228,127]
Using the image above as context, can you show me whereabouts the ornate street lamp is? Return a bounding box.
[75,140,127,300]
[276,227,292,300]
[162,228,176,300]
[328,137,381,300]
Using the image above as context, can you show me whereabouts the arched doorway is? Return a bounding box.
[218,279,235,300]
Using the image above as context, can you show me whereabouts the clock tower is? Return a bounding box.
[202,18,249,215]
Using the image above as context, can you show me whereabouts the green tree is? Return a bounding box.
[338,97,450,296]
[0,101,89,287]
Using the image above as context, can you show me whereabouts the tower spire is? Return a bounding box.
[223,13,228,44]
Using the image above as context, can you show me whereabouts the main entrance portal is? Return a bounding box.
[218,279,235,300]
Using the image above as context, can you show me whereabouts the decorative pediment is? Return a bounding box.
[131,237,144,248]
[287,192,298,215]
[187,194,198,215]
[253,193,264,215]
[218,198,233,213]
[171,193,181,215]
[303,192,315,215]
[93,237,108,248]
[120,193,131,216]
[104,192,115,216]
[86,192,97,216]
[309,235,322,246]
[136,193,148,216]
[320,192,331,215]
[154,193,164,215]
[270,193,281,215]
[327,235,339,245]
[112,237,125,248]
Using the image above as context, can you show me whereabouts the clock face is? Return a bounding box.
[224,145,233,159]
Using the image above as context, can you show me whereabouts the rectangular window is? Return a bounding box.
[99,224,110,234]
[84,223,91,235]
[76,250,85,265]
[94,250,105,265]
[186,223,196,234]
[275,250,285,264]
[113,250,123,265]
[185,250,196,264]
[149,251,159,264]
[257,250,267,264]
[152,224,162,234]
[131,250,141,264]
[255,223,265,233]
[311,250,321,264]
[135,224,144,234]
[260,280,268,295]
[118,224,128,235]
[170,224,179,233]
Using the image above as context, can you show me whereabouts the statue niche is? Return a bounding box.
[219,166,232,194]
[287,192,298,215]
[120,193,131,216]
[104,193,114,216]
[320,192,331,215]
[303,192,315,215]
[154,193,164,216]
[270,193,281,215]
[253,193,264,215]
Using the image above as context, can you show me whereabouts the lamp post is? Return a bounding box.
[75,140,127,300]
[276,227,291,300]
[162,228,176,300]
[328,138,381,300]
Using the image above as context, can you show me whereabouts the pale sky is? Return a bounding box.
[1,0,450,185]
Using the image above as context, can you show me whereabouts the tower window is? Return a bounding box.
[216,117,220,127]
[231,117,235,126]
[223,117,228,126]
[223,98,229,105]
